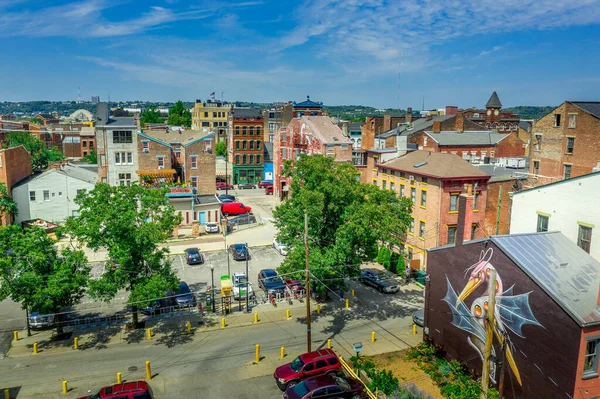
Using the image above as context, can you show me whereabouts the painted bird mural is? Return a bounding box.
[443,248,543,386]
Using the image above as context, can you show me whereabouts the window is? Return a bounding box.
[534,134,542,151]
[566,137,575,154]
[249,126,254,135]
[420,190,427,207]
[249,155,254,165]
[315,359,327,369]
[564,164,572,180]
[584,339,600,377]
[190,155,198,169]
[554,114,561,127]
[411,187,416,203]
[242,126,247,135]
[82,141,87,148]
[423,136,428,146]
[471,224,477,240]
[249,141,254,150]
[29,191,36,201]
[191,176,198,189]
[473,191,479,210]
[400,185,405,197]
[118,173,131,186]
[43,190,50,201]
[568,114,577,129]
[213,112,217,118]
[269,123,276,131]
[407,247,413,260]
[419,221,426,239]
[421,177,427,184]
[390,182,395,191]
[537,214,549,232]
[304,362,314,372]
[382,180,387,189]
[242,154,247,165]
[235,141,240,150]
[256,155,261,164]
[235,126,240,135]
[58,192,62,196]
[372,179,377,185]
[341,144,349,151]
[256,141,261,150]
[533,160,540,175]
[281,148,287,160]
[113,131,132,143]
[115,152,132,165]
[269,134,274,142]
[142,141,149,152]
[202,122,210,127]
[242,141,247,150]
[281,132,287,142]
[235,155,240,165]
[578,225,593,253]
[327,144,335,151]
[450,193,459,212]
[409,218,414,234]
[327,357,339,366]
[115,152,120,164]
[204,112,208,117]
[127,152,132,164]
[490,151,495,158]
[448,226,457,245]
[157,156,165,169]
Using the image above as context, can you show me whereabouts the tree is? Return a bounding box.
[29,117,44,125]
[82,150,97,164]
[167,100,192,128]
[0,225,90,335]
[65,184,182,325]
[0,183,18,219]
[215,141,227,157]
[4,131,64,172]
[140,105,163,126]
[274,155,412,294]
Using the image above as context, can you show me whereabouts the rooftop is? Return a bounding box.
[231,108,261,119]
[378,151,490,180]
[476,164,528,183]
[293,95,322,108]
[486,91,503,108]
[571,101,600,119]
[139,130,214,147]
[297,116,352,145]
[97,116,136,127]
[14,164,98,188]
[424,131,510,146]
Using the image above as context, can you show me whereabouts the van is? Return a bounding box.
[221,202,252,217]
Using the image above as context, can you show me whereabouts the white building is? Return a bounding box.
[12,164,97,223]
[510,172,600,260]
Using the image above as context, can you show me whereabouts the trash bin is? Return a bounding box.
[415,270,427,285]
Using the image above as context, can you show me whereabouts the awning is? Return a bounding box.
[136,169,177,177]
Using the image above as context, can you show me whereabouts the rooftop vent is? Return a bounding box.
[333,137,339,141]
[413,161,428,168]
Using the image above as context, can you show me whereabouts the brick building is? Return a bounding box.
[530,101,600,180]
[281,96,324,127]
[229,108,264,185]
[361,112,410,151]
[34,113,59,125]
[191,99,231,141]
[462,91,520,131]
[0,146,32,225]
[136,132,176,186]
[274,116,352,199]
[0,121,29,145]
[371,151,490,269]
[80,126,96,158]
[263,108,283,143]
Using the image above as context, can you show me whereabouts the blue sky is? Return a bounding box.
[1,0,600,109]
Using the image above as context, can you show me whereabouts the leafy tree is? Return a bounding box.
[0,225,90,335]
[65,184,182,325]
[167,100,192,128]
[140,105,163,126]
[82,150,97,164]
[274,155,412,294]
[0,183,18,219]
[4,131,64,171]
[215,141,227,157]
[29,117,44,125]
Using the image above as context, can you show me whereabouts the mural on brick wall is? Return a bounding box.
[443,248,543,385]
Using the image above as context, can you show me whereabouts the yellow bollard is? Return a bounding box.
[286,309,291,319]
[412,323,417,335]
[317,304,321,314]
[186,321,192,334]
[221,318,226,328]
[280,346,285,359]
[327,339,332,349]
[62,380,68,394]
[255,344,260,363]
[351,289,355,297]
[73,337,78,349]
[145,360,152,380]
[13,330,18,341]
[33,342,38,355]
[4,388,9,399]
[345,299,349,309]
[253,313,259,323]
[371,331,376,342]
[147,328,152,339]
[117,372,122,384]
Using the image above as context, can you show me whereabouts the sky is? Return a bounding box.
[1,0,600,109]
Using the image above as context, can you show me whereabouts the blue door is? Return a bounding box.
[199,212,206,224]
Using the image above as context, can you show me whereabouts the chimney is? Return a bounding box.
[383,114,392,132]
[406,107,413,123]
[455,183,474,247]
[432,121,441,133]
[455,112,465,133]
[446,106,458,115]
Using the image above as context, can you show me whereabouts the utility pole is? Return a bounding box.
[245,242,250,313]
[304,212,311,352]
[498,337,507,399]
[480,269,497,399]
[495,185,503,235]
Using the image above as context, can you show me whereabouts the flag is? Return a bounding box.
[210,92,215,98]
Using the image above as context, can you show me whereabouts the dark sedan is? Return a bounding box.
[229,243,249,261]
[258,269,286,294]
[238,183,256,189]
[218,194,236,202]
[360,268,400,293]
[183,248,204,265]
[284,375,366,399]
[174,281,196,308]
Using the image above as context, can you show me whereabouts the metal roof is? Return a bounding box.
[572,102,600,119]
[231,108,261,118]
[425,131,510,146]
[492,232,600,327]
[486,91,502,108]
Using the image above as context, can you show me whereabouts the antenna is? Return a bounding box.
[77,86,81,103]
[422,97,425,111]
[221,90,224,103]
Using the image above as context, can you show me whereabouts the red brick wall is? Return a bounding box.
[231,117,264,167]
[495,132,526,157]
[0,146,32,225]
[137,137,172,172]
[483,179,515,236]
[183,138,216,195]
[438,180,488,245]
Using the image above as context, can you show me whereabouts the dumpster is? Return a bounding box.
[414,270,426,285]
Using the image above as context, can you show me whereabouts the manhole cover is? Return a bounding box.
[128,366,138,372]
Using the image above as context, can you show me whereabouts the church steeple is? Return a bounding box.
[486,91,502,109]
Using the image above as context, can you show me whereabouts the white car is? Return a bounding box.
[231,272,254,300]
[205,222,220,233]
[273,238,289,256]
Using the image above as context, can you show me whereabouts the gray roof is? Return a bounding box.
[492,232,600,327]
[263,142,274,162]
[348,122,362,132]
[486,91,502,108]
[476,164,528,182]
[518,121,532,131]
[14,164,98,188]
[195,194,220,205]
[425,131,509,146]
[232,108,261,118]
[103,117,135,127]
[377,115,454,139]
[572,102,600,119]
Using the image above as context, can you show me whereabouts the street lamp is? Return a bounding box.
[210,265,215,313]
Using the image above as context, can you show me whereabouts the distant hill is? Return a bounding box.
[504,106,555,120]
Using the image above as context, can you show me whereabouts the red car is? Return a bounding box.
[216,182,234,190]
[221,202,252,217]
[284,374,366,399]
[78,381,153,399]
[274,348,342,390]
[265,186,274,195]
[258,180,273,188]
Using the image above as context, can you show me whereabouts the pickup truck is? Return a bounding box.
[231,272,254,300]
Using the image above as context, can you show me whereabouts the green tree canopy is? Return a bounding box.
[167,100,192,128]
[4,131,64,172]
[215,141,227,157]
[0,182,18,218]
[140,105,163,126]
[0,225,90,334]
[82,150,97,164]
[274,155,412,294]
[65,184,182,324]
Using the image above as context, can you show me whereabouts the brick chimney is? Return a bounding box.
[455,184,474,247]
[383,114,392,132]
[432,121,441,133]
[406,107,413,123]
[455,112,465,133]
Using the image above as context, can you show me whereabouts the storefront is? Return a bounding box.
[232,166,264,184]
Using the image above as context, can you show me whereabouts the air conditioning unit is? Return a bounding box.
[409,175,415,181]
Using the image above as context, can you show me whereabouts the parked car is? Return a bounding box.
[205,222,220,233]
[229,243,249,261]
[183,248,204,265]
[221,202,252,217]
[412,309,424,327]
[231,272,254,300]
[29,311,56,329]
[173,281,196,308]
[238,183,256,189]
[273,238,289,256]
[274,348,343,390]
[227,213,257,227]
[360,268,400,293]
[258,180,274,188]
[216,182,234,190]
[258,269,286,294]
[78,381,154,399]
[283,375,366,399]
[218,194,236,202]
[265,186,274,195]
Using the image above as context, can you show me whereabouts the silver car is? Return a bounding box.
[205,222,220,233]
[29,312,55,329]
